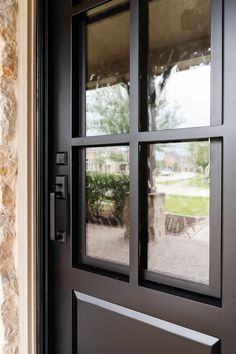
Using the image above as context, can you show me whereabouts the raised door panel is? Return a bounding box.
[74,292,220,354]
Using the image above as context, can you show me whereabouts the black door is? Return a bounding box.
[42,0,236,353]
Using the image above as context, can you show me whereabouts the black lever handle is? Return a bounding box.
[50,192,57,241]
[50,176,68,242]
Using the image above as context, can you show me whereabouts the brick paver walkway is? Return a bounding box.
[86,223,209,285]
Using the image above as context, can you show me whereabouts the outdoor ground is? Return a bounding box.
[86,171,210,285]
[86,223,209,285]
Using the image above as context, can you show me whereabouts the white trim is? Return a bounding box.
[17,0,36,353]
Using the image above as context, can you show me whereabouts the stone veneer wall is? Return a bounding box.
[0,1,18,353]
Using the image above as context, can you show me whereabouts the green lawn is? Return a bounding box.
[158,175,209,189]
[185,176,209,189]
[165,195,209,217]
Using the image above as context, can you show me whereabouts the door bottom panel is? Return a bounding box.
[74,291,220,354]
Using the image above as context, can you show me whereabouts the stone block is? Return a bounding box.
[0,1,18,352]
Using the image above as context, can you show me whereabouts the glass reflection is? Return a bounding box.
[86,3,130,136]
[148,0,211,130]
[86,146,130,265]
[147,141,210,285]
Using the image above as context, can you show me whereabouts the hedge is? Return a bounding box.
[86,172,129,224]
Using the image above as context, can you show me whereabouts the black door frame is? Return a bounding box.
[36,0,51,352]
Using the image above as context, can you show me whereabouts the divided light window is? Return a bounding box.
[71,0,222,299]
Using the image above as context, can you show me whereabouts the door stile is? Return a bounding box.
[129,0,145,285]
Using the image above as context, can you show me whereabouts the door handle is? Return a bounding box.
[50,176,68,242]
[50,192,57,241]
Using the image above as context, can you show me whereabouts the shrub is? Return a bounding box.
[110,174,129,221]
[86,173,129,224]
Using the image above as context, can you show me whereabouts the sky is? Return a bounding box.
[160,64,210,129]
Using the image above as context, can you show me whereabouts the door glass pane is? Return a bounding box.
[86,2,130,136]
[147,141,210,285]
[86,146,130,265]
[148,0,211,130]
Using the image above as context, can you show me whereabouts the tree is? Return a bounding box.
[108,151,126,163]
[148,67,183,131]
[189,141,210,174]
[86,83,129,135]
[87,70,183,137]
[148,68,183,191]
[87,70,183,192]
